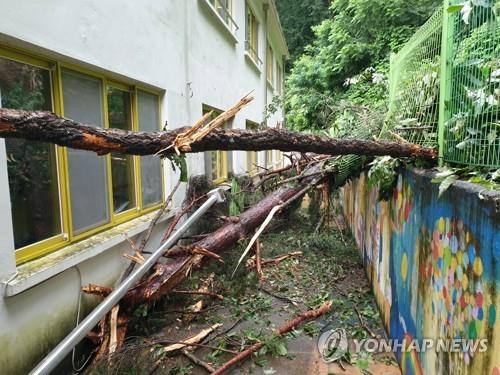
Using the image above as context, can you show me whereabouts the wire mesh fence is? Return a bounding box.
[382,0,500,168]
[443,0,500,167]
[381,8,444,148]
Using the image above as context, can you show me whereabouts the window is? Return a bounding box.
[246,120,258,174]
[138,91,163,207]
[0,55,62,252]
[266,44,274,86]
[108,86,136,214]
[208,0,237,33]
[266,149,273,168]
[203,106,229,184]
[245,4,260,66]
[0,48,164,264]
[276,63,283,95]
[62,69,111,234]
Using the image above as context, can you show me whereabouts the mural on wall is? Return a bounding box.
[341,169,500,375]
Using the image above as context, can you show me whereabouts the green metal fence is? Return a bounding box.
[383,8,444,148]
[383,0,500,168]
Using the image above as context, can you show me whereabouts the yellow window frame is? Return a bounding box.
[203,105,229,184]
[245,120,259,175]
[0,45,164,264]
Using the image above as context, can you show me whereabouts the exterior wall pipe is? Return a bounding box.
[30,188,226,375]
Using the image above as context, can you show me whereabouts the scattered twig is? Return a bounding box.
[354,305,377,338]
[315,213,326,234]
[204,316,246,345]
[254,239,264,281]
[120,180,181,282]
[258,286,299,307]
[247,251,303,270]
[212,301,333,374]
[183,274,215,323]
[108,306,120,355]
[232,176,323,277]
[182,350,215,373]
[161,323,223,353]
[172,290,224,300]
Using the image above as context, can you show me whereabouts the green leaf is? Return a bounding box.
[275,342,288,356]
[356,358,369,370]
[447,4,464,13]
[168,154,188,182]
[438,174,459,198]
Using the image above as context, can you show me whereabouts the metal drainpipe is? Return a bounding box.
[30,188,225,375]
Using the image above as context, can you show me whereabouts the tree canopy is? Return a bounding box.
[281,0,441,132]
[275,0,331,64]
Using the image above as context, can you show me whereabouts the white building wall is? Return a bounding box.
[0,1,287,373]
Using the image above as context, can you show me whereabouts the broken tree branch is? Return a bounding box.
[161,323,222,354]
[0,108,437,161]
[211,301,333,375]
[172,290,224,300]
[182,350,215,373]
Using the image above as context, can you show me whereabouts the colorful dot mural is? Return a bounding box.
[418,217,493,364]
[341,169,499,375]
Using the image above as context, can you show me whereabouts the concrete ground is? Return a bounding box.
[87,210,401,375]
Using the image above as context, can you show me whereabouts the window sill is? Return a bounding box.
[245,52,262,74]
[200,0,239,44]
[4,209,175,297]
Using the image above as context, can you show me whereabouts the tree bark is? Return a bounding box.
[122,185,305,306]
[212,300,333,375]
[0,108,437,161]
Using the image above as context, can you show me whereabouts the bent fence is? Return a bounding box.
[383,0,500,168]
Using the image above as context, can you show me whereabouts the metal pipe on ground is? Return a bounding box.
[30,188,225,375]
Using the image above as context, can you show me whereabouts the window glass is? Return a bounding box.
[246,121,258,173]
[266,149,273,167]
[276,64,283,94]
[107,86,136,213]
[137,91,162,207]
[246,5,259,62]
[0,56,61,248]
[204,106,229,183]
[267,44,274,85]
[210,0,232,25]
[62,69,110,234]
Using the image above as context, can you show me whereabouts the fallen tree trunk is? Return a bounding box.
[122,184,307,306]
[0,108,437,161]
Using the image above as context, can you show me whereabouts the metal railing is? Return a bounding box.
[30,188,225,375]
[207,0,239,33]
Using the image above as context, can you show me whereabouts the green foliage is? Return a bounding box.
[431,166,500,197]
[275,0,331,64]
[446,16,500,165]
[285,0,440,132]
[229,178,244,216]
[367,156,400,200]
[167,154,188,182]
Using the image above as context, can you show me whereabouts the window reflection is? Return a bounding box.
[0,57,61,248]
[107,86,136,213]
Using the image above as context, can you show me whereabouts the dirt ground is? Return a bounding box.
[88,208,401,375]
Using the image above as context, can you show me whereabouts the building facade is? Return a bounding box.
[0,1,287,373]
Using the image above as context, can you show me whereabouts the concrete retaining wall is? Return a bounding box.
[341,168,500,375]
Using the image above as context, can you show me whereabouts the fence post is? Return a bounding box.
[437,0,454,166]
